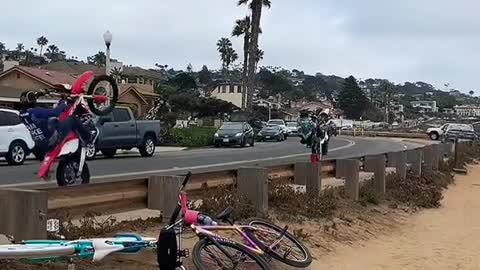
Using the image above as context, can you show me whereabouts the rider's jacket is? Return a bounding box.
[19,101,68,146]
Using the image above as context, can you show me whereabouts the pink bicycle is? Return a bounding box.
[157,173,312,270]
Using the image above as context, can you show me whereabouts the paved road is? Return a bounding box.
[0,136,417,185]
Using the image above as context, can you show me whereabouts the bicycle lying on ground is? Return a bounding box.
[158,172,312,270]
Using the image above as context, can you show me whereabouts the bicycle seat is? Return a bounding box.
[216,207,234,221]
[92,239,124,262]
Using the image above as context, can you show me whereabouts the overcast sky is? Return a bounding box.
[1,0,478,92]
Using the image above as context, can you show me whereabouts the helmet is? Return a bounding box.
[20,91,37,108]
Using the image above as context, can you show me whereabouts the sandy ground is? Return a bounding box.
[307,165,480,270]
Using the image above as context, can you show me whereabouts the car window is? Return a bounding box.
[113,108,131,122]
[449,124,473,131]
[4,111,21,126]
[268,120,284,125]
[0,112,6,126]
[286,122,297,127]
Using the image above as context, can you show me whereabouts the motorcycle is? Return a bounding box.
[297,117,329,164]
[35,71,118,186]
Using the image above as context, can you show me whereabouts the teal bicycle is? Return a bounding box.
[0,233,156,262]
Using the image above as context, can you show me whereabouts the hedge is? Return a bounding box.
[169,127,216,147]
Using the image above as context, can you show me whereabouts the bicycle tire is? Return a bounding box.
[87,75,119,116]
[0,244,75,259]
[192,238,270,270]
[244,219,312,268]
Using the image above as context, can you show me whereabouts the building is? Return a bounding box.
[118,83,160,117]
[454,105,480,117]
[210,83,244,108]
[410,100,438,113]
[391,103,404,122]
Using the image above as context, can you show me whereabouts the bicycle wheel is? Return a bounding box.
[192,238,270,270]
[87,75,119,116]
[0,244,75,259]
[244,219,312,268]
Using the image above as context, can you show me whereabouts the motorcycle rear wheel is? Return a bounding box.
[56,156,90,186]
[87,75,119,116]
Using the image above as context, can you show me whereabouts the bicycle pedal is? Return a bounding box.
[178,249,189,258]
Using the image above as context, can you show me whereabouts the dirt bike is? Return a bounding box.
[35,71,118,186]
[297,118,329,164]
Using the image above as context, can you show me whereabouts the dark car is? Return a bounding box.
[257,125,286,142]
[214,122,255,148]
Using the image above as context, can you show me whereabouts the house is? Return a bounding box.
[454,105,480,117]
[210,82,244,108]
[0,65,77,109]
[410,100,438,113]
[290,100,333,112]
[119,83,160,117]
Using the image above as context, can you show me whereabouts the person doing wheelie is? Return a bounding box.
[19,91,94,159]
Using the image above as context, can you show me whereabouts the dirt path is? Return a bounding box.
[309,165,480,270]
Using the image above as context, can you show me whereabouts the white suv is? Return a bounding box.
[0,109,35,165]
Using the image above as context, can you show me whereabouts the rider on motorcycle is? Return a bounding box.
[19,91,93,159]
[297,110,315,147]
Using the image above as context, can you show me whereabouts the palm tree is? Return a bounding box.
[16,43,24,53]
[225,47,238,70]
[232,16,251,108]
[0,42,6,56]
[469,90,474,97]
[46,44,60,61]
[255,48,264,71]
[111,67,124,82]
[217,37,233,74]
[238,0,271,111]
[381,81,395,123]
[36,36,49,56]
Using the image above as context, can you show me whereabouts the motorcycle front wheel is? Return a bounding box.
[87,75,119,116]
[56,156,90,186]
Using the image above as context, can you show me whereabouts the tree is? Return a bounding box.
[36,36,48,56]
[239,0,271,111]
[233,16,251,109]
[186,63,193,73]
[217,37,233,73]
[338,76,368,119]
[111,67,124,81]
[0,42,6,56]
[380,80,395,123]
[469,90,475,97]
[225,47,238,70]
[87,51,106,66]
[16,43,24,53]
[198,65,213,86]
[303,75,330,102]
[45,44,60,61]
[255,48,264,71]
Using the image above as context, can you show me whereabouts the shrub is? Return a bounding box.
[169,127,216,147]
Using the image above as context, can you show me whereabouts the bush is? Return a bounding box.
[169,127,216,147]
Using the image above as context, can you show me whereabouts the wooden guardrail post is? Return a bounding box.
[364,155,386,194]
[387,151,407,180]
[0,188,47,242]
[294,162,308,185]
[343,159,360,200]
[422,145,434,172]
[306,162,322,196]
[148,175,182,220]
[237,167,268,213]
[444,142,454,158]
[335,159,346,179]
[407,148,423,176]
[432,144,441,171]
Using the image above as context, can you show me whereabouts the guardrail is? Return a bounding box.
[0,141,459,243]
[339,130,428,139]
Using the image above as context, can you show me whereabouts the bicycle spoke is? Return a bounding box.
[199,244,263,270]
[253,225,306,261]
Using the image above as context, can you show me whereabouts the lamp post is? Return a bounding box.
[103,31,113,76]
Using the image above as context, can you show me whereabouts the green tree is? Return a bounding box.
[87,51,106,66]
[238,0,271,111]
[16,43,24,53]
[338,76,368,119]
[36,36,48,56]
[255,48,264,71]
[303,75,330,101]
[186,63,193,73]
[232,16,251,109]
[469,90,475,97]
[380,80,395,123]
[111,67,123,81]
[45,44,60,61]
[0,42,6,56]
[217,37,233,73]
[198,65,213,87]
[225,47,238,70]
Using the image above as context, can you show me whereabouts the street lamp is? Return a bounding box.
[103,31,113,76]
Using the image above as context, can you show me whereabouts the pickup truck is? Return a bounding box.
[426,123,452,140]
[86,107,161,159]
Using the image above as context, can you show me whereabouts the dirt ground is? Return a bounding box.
[2,165,480,270]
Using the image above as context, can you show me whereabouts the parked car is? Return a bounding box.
[87,107,161,159]
[426,123,452,140]
[0,109,35,165]
[257,125,287,142]
[285,122,298,136]
[214,122,255,148]
[267,119,287,133]
[441,124,478,142]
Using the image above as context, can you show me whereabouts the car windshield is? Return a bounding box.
[268,120,284,125]
[220,122,243,130]
[286,122,297,127]
[449,124,473,131]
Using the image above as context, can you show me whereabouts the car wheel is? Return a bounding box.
[430,132,439,140]
[6,141,27,166]
[86,144,96,160]
[139,135,156,157]
[101,148,117,158]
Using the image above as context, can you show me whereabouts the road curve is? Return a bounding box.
[0,136,417,186]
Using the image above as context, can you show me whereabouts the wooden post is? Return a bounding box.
[344,159,360,200]
[148,175,182,220]
[388,151,407,180]
[237,167,268,213]
[294,162,308,185]
[365,156,386,194]
[423,145,433,172]
[407,149,423,177]
[305,162,322,196]
[0,188,47,242]
[432,144,440,171]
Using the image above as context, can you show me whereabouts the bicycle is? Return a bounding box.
[158,172,312,270]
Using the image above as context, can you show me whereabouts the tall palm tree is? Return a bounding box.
[225,47,238,70]
[46,44,60,61]
[232,16,251,108]
[16,43,24,52]
[217,37,233,74]
[469,90,474,97]
[36,36,49,56]
[255,48,264,71]
[238,0,271,111]
[111,67,124,82]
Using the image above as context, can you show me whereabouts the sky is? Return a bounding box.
[1,0,479,93]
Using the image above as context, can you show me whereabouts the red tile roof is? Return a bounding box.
[0,66,78,87]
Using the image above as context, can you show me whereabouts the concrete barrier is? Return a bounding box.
[0,188,47,242]
[237,167,268,213]
[343,159,360,200]
[432,144,441,171]
[294,162,308,185]
[306,162,322,196]
[387,151,407,180]
[364,156,386,194]
[148,176,182,220]
[407,148,423,176]
[423,145,434,172]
